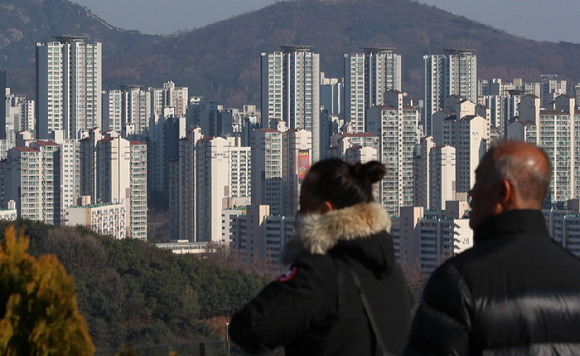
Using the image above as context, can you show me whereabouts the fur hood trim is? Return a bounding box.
[299,202,391,255]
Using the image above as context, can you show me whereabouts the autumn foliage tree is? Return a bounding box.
[0,219,271,349]
[0,225,94,355]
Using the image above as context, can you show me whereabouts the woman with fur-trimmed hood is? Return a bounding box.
[229,159,412,356]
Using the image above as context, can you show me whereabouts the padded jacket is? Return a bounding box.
[229,202,412,356]
[404,209,580,355]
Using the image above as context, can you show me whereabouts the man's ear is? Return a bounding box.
[499,179,514,206]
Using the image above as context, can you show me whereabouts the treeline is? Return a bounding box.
[0,219,270,350]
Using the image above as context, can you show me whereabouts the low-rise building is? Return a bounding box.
[65,202,126,240]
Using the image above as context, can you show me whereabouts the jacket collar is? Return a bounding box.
[474,209,549,244]
[293,202,391,256]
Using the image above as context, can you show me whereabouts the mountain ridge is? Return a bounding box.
[0,0,158,96]
[2,0,580,107]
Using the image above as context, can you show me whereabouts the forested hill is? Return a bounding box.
[0,218,269,350]
[3,0,580,107]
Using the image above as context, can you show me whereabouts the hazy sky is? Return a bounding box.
[72,0,579,43]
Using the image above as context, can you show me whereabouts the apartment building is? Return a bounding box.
[367,91,419,215]
[344,48,402,133]
[424,49,477,136]
[261,46,320,160]
[36,36,102,139]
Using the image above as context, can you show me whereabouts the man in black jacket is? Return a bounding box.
[404,141,580,355]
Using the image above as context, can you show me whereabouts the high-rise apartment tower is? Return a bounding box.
[261,46,320,161]
[36,36,102,139]
[424,49,477,136]
[344,48,402,133]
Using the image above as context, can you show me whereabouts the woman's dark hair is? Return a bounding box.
[302,159,386,210]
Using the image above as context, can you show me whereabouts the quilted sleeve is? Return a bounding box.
[403,263,473,356]
[229,255,333,354]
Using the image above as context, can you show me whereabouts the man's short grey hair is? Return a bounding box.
[486,142,552,203]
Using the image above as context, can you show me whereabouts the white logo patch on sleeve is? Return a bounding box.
[277,266,297,282]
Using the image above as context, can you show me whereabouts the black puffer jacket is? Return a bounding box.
[404,209,580,355]
[229,202,412,356]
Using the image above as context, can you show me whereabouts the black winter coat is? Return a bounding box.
[229,202,412,356]
[405,209,580,355]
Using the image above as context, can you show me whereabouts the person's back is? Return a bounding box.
[229,160,412,355]
[406,210,580,355]
[276,220,411,355]
[404,141,580,355]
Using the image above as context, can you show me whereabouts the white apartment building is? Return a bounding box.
[503,90,523,126]
[394,202,472,277]
[431,100,488,195]
[79,131,147,240]
[540,74,566,109]
[251,129,284,215]
[0,200,17,221]
[94,132,148,240]
[96,133,131,205]
[344,48,402,133]
[367,91,419,216]
[251,128,312,217]
[544,201,580,257]
[7,93,35,134]
[229,138,251,199]
[221,207,245,245]
[282,129,312,216]
[54,138,80,219]
[482,95,502,129]
[230,204,295,267]
[345,146,378,165]
[30,141,60,224]
[332,132,380,157]
[195,137,230,243]
[103,90,123,133]
[424,49,477,136]
[130,141,148,240]
[36,37,102,139]
[163,81,188,117]
[3,141,61,224]
[155,241,208,255]
[429,145,457,210]
[261,46,320,161]
[65,202,126,240]
[233,105,261,141]
[4,147,41,220]
[320,72,343,116]
[175,130,249,243]
[413,137,457,210]
[517,94,576,203]
[455,116,488,193]
[122,85,151,136]
[540,114,574,202]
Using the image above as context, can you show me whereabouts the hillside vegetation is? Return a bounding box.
[1,0,580,106]
[0,219,269,350]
